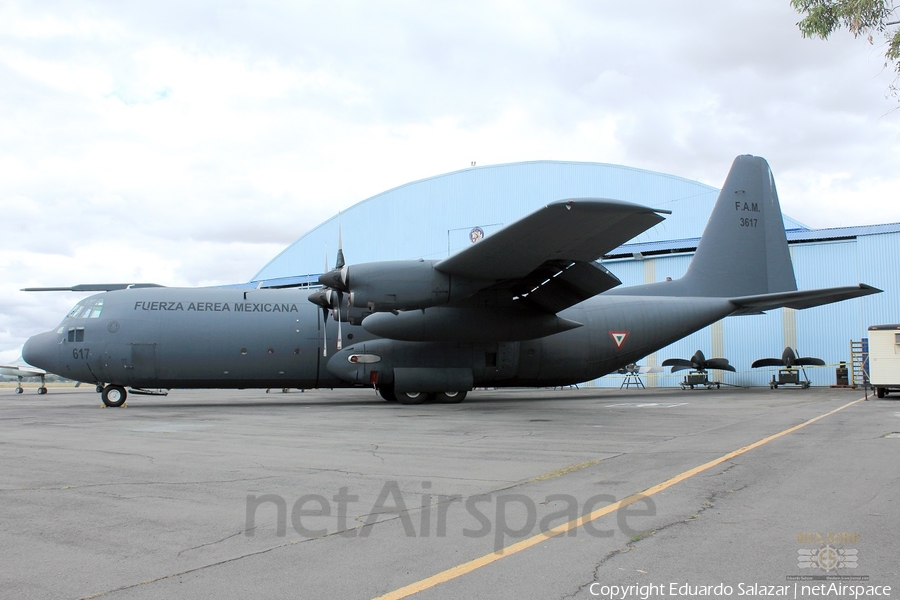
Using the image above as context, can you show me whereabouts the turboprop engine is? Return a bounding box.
[317,259,489,313]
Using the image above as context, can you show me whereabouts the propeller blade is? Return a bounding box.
[691,350,707,366]
[704,358,734,371]
[781,347,798,367]
[662,358,695,372]
[336,290,343,350]
[335,216,345,270]
[795,357,825,367]
[751,358,784,368]
[322,306,329,356]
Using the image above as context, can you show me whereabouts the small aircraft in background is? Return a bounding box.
[0,361,48,394]
[616,363,664,388]
[21,155,880,406]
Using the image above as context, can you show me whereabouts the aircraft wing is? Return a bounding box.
[729,284,882,315]
[21,283,164,292]
[436,198,670,281]
[0,364,46,378]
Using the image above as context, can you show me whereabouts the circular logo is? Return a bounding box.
[469,227,484,244]
[817,546,839,571]
[108,321,120,334]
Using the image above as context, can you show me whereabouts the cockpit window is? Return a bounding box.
[66,298,104,319]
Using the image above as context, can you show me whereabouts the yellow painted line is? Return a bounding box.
[373,396,865,600]
[532,459,604,482]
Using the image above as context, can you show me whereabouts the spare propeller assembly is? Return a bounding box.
[662,350,736,374]
[751,347,824,389]
[751,347,824,369]
[662,350,734,390]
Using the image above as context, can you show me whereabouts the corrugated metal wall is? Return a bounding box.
[254,160,727,280]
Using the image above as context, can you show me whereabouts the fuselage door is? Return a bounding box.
[131,343,158,384]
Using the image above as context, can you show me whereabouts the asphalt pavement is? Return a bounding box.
[1,384,897,599]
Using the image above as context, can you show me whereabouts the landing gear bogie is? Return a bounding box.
[434,391,467,404]
[379,386,468,405]
[397,391,432,405]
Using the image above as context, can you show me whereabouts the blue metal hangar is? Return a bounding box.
[250,160,899,388]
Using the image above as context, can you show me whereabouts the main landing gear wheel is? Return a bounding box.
[434,391,467,404]
[378,385,398,402]
[37,387,48,395]
[15,387,23,394]
[102,385,127,407]
[397,391,432,405]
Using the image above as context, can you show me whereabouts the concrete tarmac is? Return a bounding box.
[1,384,898,599]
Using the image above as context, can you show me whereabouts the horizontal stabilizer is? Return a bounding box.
[21,283,165,292]
[729,284,881,315]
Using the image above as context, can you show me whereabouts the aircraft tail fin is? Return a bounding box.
[677,155,797,297]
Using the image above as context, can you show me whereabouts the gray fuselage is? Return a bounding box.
[23,286,734,390]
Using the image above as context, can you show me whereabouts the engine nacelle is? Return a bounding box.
[344,260,487,312]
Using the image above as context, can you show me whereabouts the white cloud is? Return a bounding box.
[1,0,898,358]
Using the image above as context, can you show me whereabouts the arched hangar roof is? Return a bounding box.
[251,160,807,287]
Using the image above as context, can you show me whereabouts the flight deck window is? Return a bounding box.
[67,327,85,342]
[66,299,104,319]
[67,305,87,319]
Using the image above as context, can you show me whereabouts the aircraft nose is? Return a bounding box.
[22,331,59,374]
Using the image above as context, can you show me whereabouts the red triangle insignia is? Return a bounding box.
[610,331,629,349]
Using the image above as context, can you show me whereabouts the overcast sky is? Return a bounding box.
[2,1,899,363]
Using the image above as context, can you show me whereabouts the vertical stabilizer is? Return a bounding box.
[678,155,797,297]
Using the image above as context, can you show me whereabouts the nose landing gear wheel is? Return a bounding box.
[101,385,127,407]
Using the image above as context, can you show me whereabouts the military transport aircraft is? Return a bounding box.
[0,362,48,394]
[21,155,879,407]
